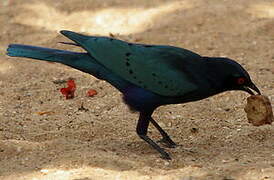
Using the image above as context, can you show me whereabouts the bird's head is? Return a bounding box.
[205,57,261,95]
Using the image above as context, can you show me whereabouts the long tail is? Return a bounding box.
[7,44,105,75]
[7,44,131,92]
[7,44,85,64]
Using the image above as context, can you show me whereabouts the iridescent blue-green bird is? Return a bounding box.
[7,30,261,159]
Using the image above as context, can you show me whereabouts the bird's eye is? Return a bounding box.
[236,77,246,85]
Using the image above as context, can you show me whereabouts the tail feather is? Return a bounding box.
[7,44,100,75]
[7,44,83,63]
[6,44,131,92]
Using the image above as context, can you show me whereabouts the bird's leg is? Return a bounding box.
[149,117,177,148]
[136,112,171,160]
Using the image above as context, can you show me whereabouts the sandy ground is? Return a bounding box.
[0,0,274,179]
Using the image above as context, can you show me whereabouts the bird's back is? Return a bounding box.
[61,30,205,97]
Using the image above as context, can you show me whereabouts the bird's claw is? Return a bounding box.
[161,151,172,160]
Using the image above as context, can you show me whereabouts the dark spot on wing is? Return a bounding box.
[126,52,131,57]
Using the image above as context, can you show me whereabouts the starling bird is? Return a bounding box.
[7,30,261,159]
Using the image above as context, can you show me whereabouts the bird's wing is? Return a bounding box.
[61,31,201,97]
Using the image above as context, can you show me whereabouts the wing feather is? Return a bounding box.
[61,31,201,96]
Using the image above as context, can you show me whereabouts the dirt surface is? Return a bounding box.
[0,0,274,179]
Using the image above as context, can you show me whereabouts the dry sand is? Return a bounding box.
[0,0,274,179]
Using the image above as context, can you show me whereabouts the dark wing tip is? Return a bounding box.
[60,30,71,35]
[60,30,76,38]
[59,30,90,44]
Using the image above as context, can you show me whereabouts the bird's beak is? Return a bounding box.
[243,82,261,95]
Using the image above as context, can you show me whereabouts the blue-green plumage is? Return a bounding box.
[6,30,260,159]
[59,30,201,97]
[7,44,131,93]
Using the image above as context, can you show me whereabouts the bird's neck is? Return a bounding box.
[203,57,230,93]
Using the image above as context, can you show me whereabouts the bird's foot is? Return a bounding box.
[161,151,172,160]
[158,137,177,148]
[138,134,172,160]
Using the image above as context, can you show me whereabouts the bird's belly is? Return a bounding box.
[122,86,167,112]
[121,83,217,112]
